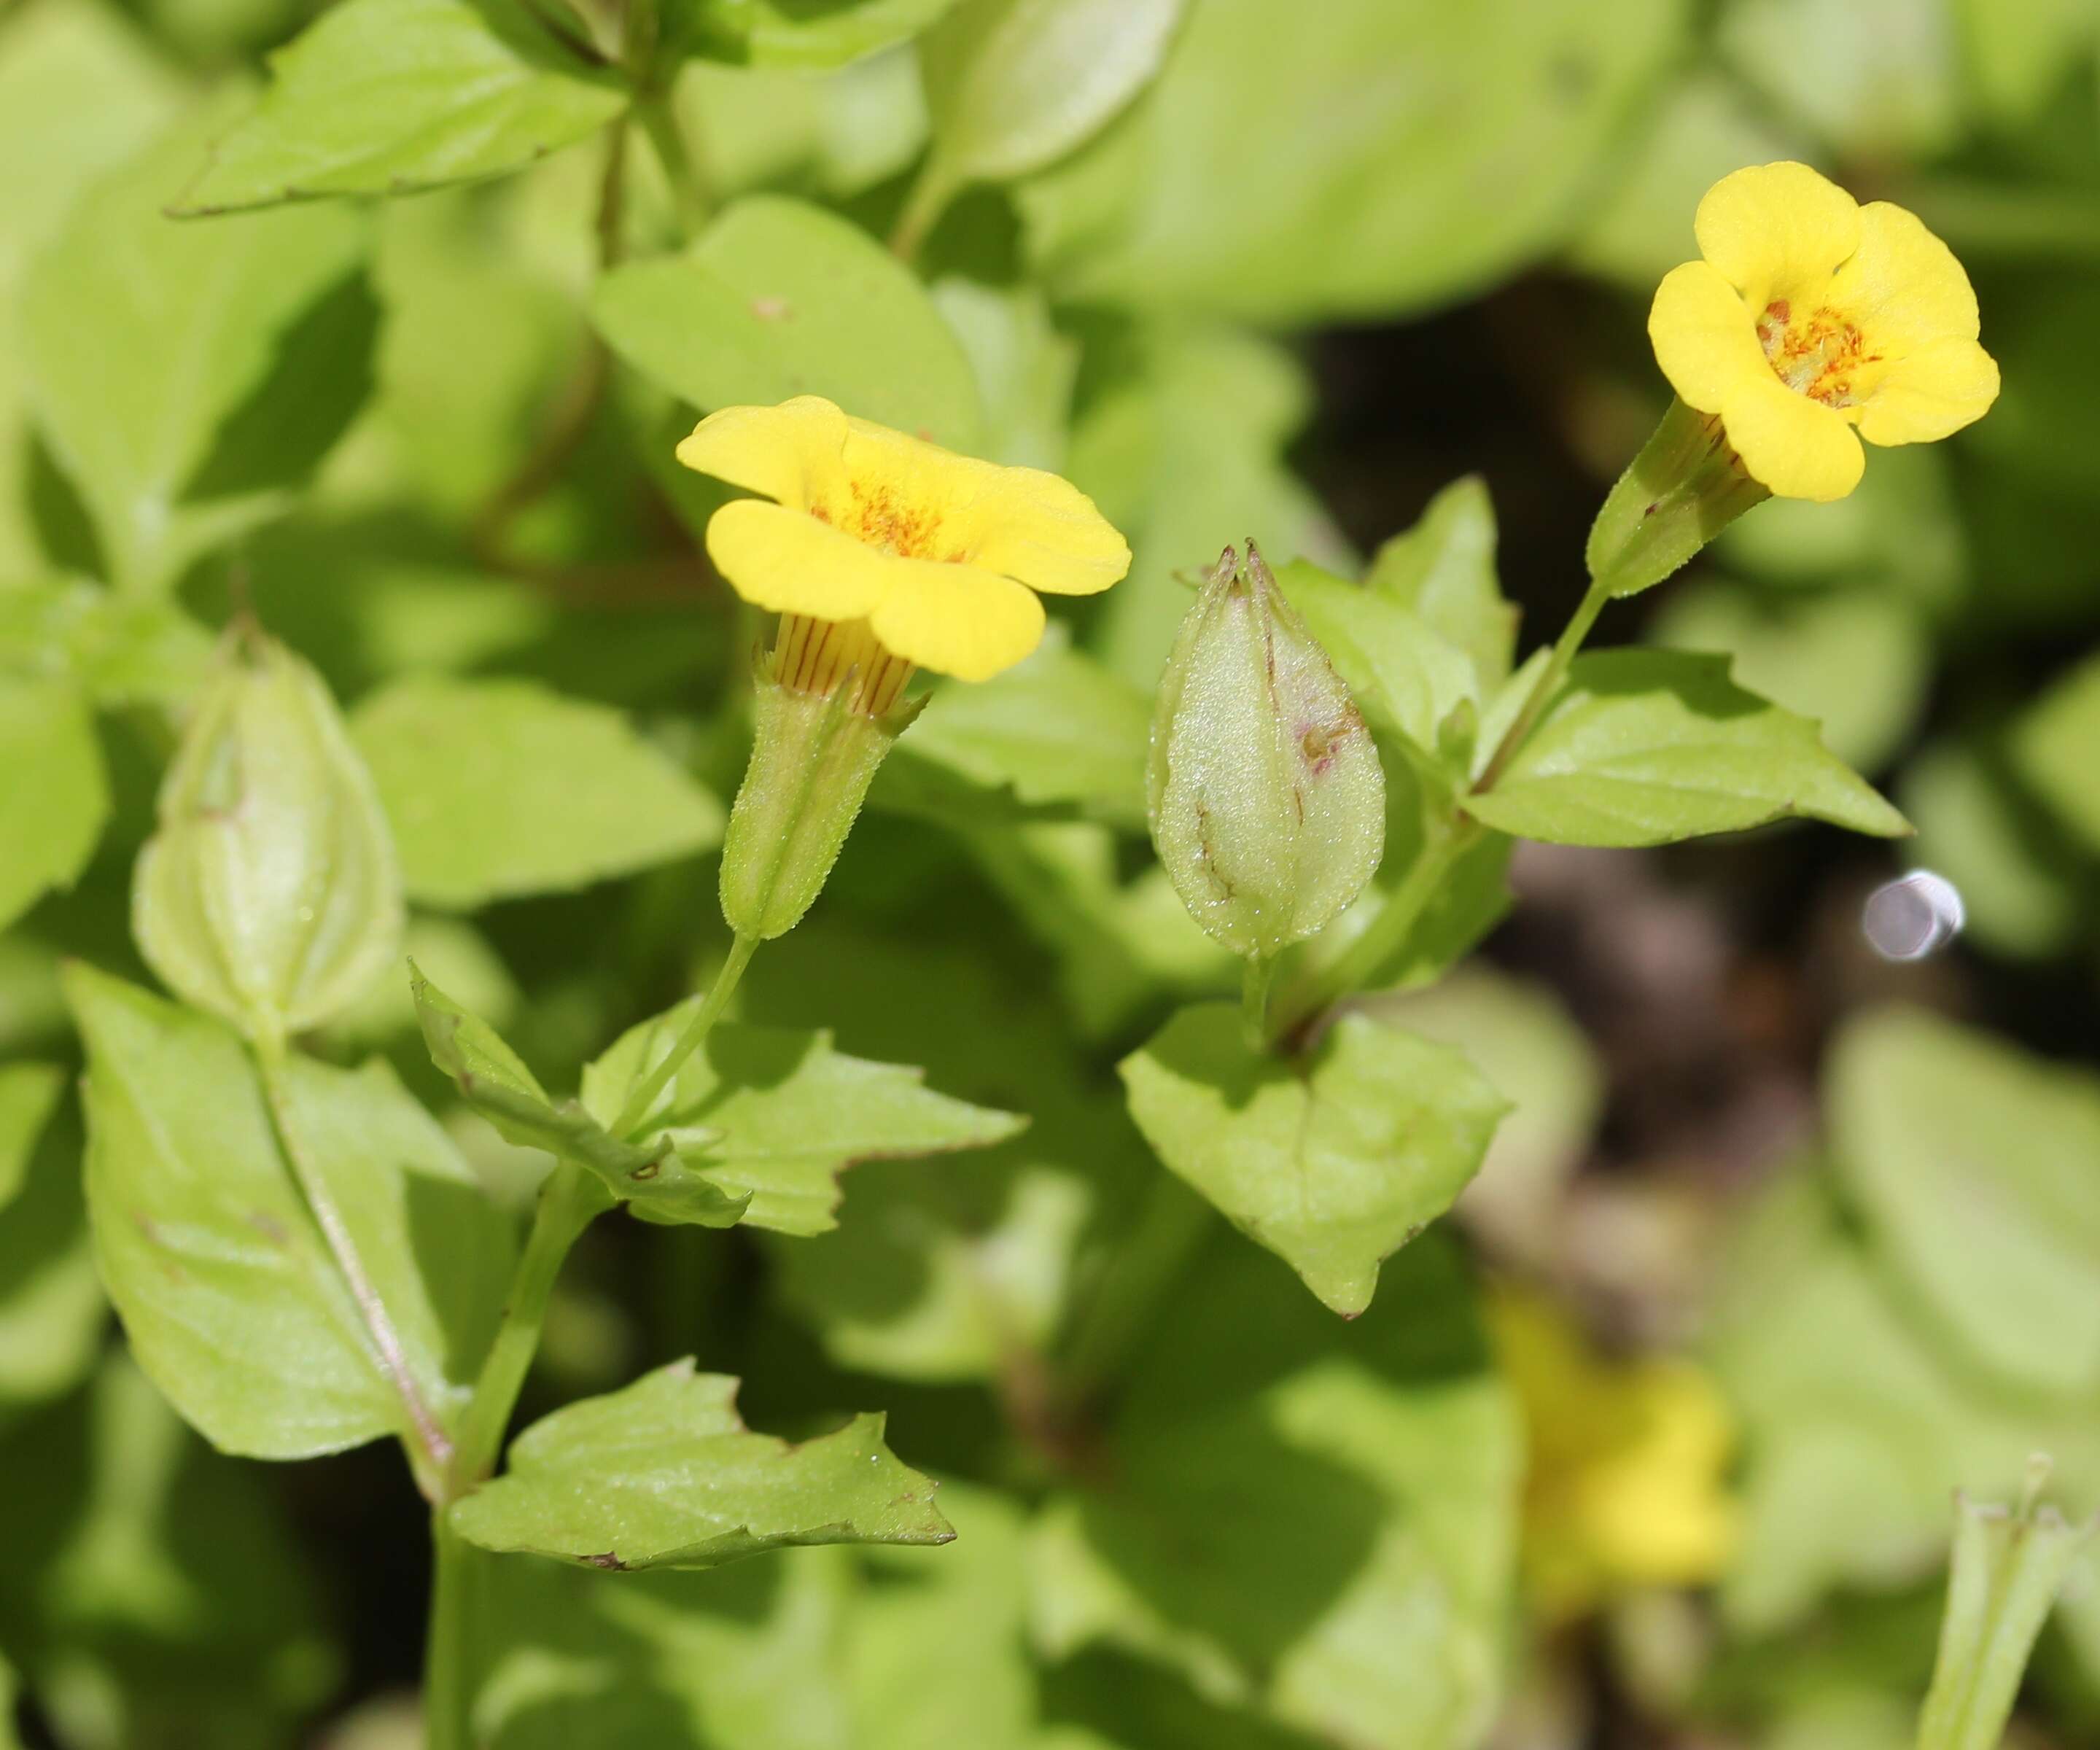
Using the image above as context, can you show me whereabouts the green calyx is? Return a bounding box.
[1585,395,1771,600]
[719,674,922,942]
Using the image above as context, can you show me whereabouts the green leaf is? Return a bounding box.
[1029,1235,1520,1749]
[1016,0,1684,324]
[0,1062,62,1216]
[0,578,217,710]
[1276,557,1479,764]
[1830,1007,2100,1404]
[1461,649,1910,847]
[1650,580,1931,774]
[450,1358,953,1569]
[0,1063,101,1412]
[919,0,1183,186]
[0,674,106,933]
[1361,475,1516,698]
[2010,648,2100,856]
[1120,1003,1506,1315]
[411,961,749,1228]
[64,965,512,1461]
[876,632,1151,828]
[930,276,1078,470]
[1903,736,2080,961]
[172,0,629,214]
[351,674,724,910]
[1720,0,1960,160]
[22,104,372,594]
[594,194,983,450]
[583,1009,1027,1236]
[666,0,962,69]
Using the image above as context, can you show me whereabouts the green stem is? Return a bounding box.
[639,96,709,236]
[446,1162,610,1495]
[252,1032,452,1498]
[611,933,759,1140]
[1470,575,1609,797]
[424,1513,478,1750]
[889,155,957,261]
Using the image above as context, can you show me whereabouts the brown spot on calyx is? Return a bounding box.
[582,1551,626,1571]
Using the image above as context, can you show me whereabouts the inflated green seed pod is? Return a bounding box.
[1148,541,1385,960]
[133,631,402,1041]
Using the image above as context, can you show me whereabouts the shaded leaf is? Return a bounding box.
[450,1358,952,1568]
[2010,648,2100,856]
[351,674,724,910]
[20,105,370,592]
[1830,1007,2100,1403]
[583,1008,1027,1236]
[1120,1003,1506,1315]
[1461,649,1908,847]
[666,0,962,69]
[0,674,106,933]
[174,0,629,214]
[0,1063,101,1412]
[594,194,983,449]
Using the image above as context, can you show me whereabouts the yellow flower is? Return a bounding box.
[1649,162,1998,502]
[1488,1288,1740,1622]
[677,396,1130,710]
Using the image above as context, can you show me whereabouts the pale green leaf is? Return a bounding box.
[594,194,983,449]
[0,578,217,709]
[65,965,510,1461]
[1029,1236,1520,1749]
[667,0,962,69]
[1016,0,1685,324]
[1362,475,1516,697]
[450,1359,953,1568]
[920,0,1183,185]
[174,0,629,214]
[1957,0,2096,126]
[1461,649,1909,847]
[1721,0,1961,160]
[0,674,106,933]
[351,674,723,910]
[876,633,1151,827]
[2010,648,2100,856]
[583,1008,1027,1236]
[1650,580,1931,774]
[1831,1007,2100,1403]
[411,961,748,1227]
[931,277,1077,469]
[1120,1003,1506,1315]
[21,104,371,594]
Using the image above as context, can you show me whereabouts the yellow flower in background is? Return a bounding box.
[678,396,1130,711]
[1649,162,1997,502]
[1488,1288,1740,1622]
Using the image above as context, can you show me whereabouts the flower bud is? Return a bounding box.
[1148,542,1385,960]
[134,630,402,1041]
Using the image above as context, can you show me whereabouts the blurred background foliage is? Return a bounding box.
[1,0,2099,1745]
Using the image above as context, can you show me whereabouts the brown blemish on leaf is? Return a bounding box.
[582,1551,626,1571]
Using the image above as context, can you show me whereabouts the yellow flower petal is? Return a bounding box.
[868,561,1046,681]
[1722,373,1864,501]
[706,498,898,620]
[1695,161,1859,309]
[1649,260,1768,414]
[1831,202,1982,357]
[957,465,1132,596]
[1856,337,2001,446]
[676,396,848,511]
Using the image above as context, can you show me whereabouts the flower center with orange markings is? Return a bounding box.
[1754,298,1882,409]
